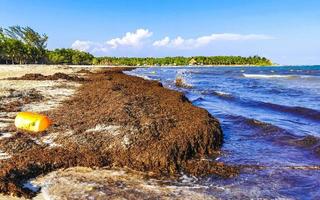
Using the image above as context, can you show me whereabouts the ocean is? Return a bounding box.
[126,66,320,199]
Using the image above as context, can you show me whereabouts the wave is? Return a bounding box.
[243,73,320,80]
[226,115,320,150]
[289,135,320,158]
[175,70,193,88]
[191,97,205,103]
[175,77,193,88]
[207,91,234,99]
[242,73,299,79]
[204,90,320,121]
[248,100,320,122]
[223,114,293,139]
[224,114,320,155]
[133,74,152,80]
[188,70,233,76]
[258,102,320,121]
[226,114,286,131]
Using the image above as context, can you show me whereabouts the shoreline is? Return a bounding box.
[0,66,237,199]
[2,64,320,68]
[0,64,279,68]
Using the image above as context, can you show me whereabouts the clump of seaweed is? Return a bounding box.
[0,68,236,198]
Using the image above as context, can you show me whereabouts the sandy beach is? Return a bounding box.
[0,65,237,199]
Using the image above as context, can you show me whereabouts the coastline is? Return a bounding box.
[4,64,319,69]
[0,64,278,68]
[0,66,237,199]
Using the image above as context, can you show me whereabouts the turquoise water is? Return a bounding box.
[126,66,320,199]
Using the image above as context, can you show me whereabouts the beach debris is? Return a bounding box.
[15,112,51,133]
[0,68,229,198]
[7,72,85,81]
[76,69,93,74]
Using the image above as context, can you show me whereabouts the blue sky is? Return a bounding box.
[1,0,320,65]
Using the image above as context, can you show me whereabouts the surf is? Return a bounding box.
[242,73,299,79]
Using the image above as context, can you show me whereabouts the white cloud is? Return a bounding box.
[72,28,152,53]
[153,33,273,49]
[152,36,170,47]
[172,37,185,47]
[72,29,273,55]
[71,40,95,52]
[72,40,109,53]
[106,29,153,49]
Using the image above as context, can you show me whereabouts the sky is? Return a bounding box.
[1,0,320,65]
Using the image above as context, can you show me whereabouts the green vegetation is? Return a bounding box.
[47,49,93,65]
[0,26,93,65]
[94,56,272,66]
[0,26,48,64]
[1,25,273,66]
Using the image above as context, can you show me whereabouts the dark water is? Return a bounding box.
[126,66,320,199]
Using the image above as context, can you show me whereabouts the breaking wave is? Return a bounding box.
[175,70,193,88]
[258,102,320,121]
[205,90,320,121]
[242,73,320,81]
[242,73,299,79]
[206,90,234,99]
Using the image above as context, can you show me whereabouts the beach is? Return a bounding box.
[2,0,319,198]
[1,65,320,199]
[0,65,237,199]
[127,66,320,199]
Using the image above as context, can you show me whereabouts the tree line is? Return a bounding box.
[95,56,272,66]
[0,26,93,65]
[0,26,273,66]
[0,26,48,64]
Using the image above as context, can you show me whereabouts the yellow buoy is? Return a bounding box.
[15,112,51,132]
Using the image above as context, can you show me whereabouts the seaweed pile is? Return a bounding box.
[0,68,237,198]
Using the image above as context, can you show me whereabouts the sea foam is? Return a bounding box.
[242,73,297,79]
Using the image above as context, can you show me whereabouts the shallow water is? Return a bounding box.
[126,66,320,199]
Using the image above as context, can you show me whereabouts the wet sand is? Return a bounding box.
[0,66,237,199]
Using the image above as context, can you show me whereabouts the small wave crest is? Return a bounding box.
[288,135,320,156]
[191,97,205,103]
[175,77,193,88]
[242,73,320,81]
[175,70,193,88]
[242,73,298,79]
[202,90,234,99]
[260,102,320,121]
[135,74,152,80]
[225,115,289,135]
[225,114,320,157]
[204,90,320,121]
[210,91,234,99]
[124,71,152,80]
